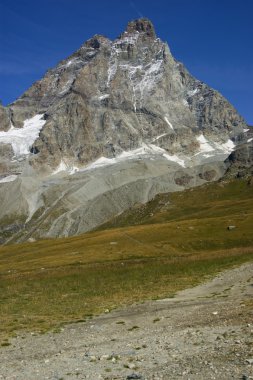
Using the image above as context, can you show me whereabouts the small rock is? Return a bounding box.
[128,363,137,370]
[227,225,236,230]
[100,354,110,360]
[246,359,253,365]
[126,373,143,380]
[212,311,218,315]
[89,355,97,362]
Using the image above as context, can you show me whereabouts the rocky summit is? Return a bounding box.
[0,18,251,243]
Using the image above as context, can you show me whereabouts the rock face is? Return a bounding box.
[0,18,249,243]
[225,139,253,178]
[0,105,11,132]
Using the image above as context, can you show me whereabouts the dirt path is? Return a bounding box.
[0,262,253,380]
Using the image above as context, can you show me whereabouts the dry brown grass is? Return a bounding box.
[0,179,252,342]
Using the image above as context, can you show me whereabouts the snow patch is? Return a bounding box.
[197,134,209,144]
[243,128,249,133]
[163,154,186,167]
[119,60,163,110]
[164,117,174,131]
[59,57,83,69]
[0,114,46,156]
[58,77,74,95]
[53,160,79,175]
[187,89,199,97]
[69,166,79,175]
[98,94,110,100]
[152,133,168,141]
[221,139,235,153]
[80,143,186,172]
[135,60,163,98]
[196,134,215,153]
[84,156,115,170]
[86,51,96,57]
[202,153,215,158]
[53,160,68,174]
[0,175,17,183]
[107,58,118,87]
[148,144,167,154]
[107,34,163,110]
[119,34,139,45]
[196,135,235,156]
[248,138,253,143]
[66,60,73,67]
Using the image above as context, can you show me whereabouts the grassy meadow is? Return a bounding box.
[0,178,252,343]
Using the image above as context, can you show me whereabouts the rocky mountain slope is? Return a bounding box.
[0,18,251,243]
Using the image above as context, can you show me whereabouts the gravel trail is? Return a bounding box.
[1,262,253,380]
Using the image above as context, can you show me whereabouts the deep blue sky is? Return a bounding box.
[0,0,252,124]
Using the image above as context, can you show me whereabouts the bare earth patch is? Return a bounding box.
[0,262,252,379]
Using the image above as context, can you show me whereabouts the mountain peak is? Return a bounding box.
[0,17,249,243]
[84,34,110,49]
[124,18,156,39]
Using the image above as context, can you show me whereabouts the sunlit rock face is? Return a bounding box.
[0,18,249,242]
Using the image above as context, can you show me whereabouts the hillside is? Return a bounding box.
[0,178,252,343]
